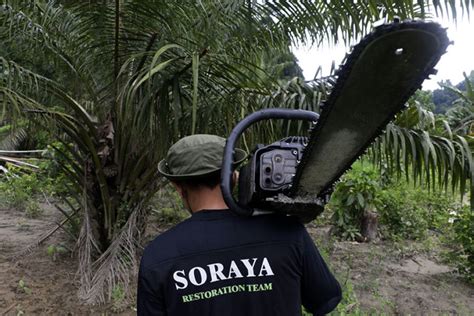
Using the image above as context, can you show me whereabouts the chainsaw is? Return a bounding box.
[220,19,450,222]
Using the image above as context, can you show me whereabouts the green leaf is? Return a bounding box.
[357,193,365,208]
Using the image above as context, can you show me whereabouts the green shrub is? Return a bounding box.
[0,165,41,209]
[328,161,460,241]
[329,162,380,240]
[409,185,454,230]
[447,207,474,284]
[150,184,189,224]
[25,201,43,218]
[377,181,459,240]
[0,146,72,211]
[377,188,429,240]
[40,142,74,196]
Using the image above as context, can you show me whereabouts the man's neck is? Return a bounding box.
[187,186,228,213]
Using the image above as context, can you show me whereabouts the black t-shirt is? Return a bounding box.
[138,209,341,316]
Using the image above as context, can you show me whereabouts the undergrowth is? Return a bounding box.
[444,206,474,284]
[329,161,462,241]
[0,144,72,216]
[150,184,189,225]
[327,161,472,284]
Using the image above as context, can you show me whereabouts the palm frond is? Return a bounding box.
[371,103,473,196]
[0,127,27,150]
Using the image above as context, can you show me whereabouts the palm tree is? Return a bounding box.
[0,0,471,304]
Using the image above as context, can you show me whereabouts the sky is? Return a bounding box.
[293,15,474,91]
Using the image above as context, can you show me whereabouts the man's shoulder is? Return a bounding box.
[141,219,192,269]
[249,213,306,234]
[214,212,308,249]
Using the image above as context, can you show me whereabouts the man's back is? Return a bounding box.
[138,209,341,315]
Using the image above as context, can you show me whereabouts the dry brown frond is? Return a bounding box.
[78,204,146,304]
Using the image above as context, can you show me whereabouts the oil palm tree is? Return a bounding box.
[0,0,471,304]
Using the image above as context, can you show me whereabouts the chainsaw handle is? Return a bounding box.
[221,109,319,216]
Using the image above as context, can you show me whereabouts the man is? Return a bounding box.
[138,134,341,315]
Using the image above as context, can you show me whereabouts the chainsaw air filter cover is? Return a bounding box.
[238,136,307,206]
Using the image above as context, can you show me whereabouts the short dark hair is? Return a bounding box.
[173,170,221,190]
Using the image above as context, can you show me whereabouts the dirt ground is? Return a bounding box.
[0,204,122,315]
[0,205,473,315]
[308,225,474,315]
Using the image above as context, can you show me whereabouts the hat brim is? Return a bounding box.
[157,148,247,181]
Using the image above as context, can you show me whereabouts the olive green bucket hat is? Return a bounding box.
[158,134,247,180]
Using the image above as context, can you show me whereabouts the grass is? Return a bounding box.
[25,201,43,218]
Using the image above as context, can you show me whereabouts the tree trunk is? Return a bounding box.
[360,208,378,242]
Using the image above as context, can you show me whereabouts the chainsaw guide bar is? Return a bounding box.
[291,20,449,203]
